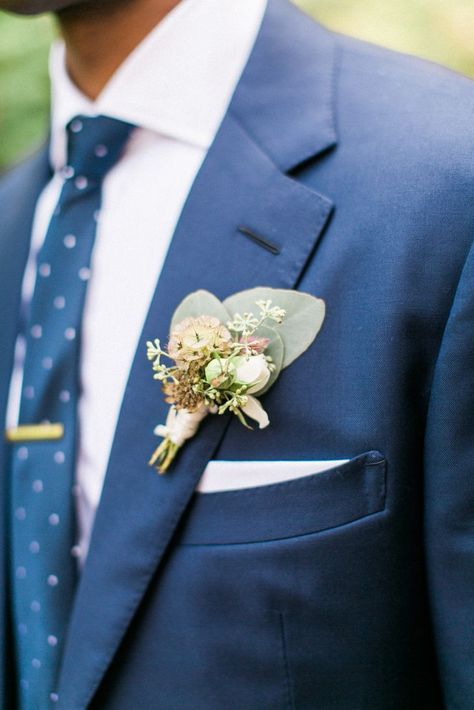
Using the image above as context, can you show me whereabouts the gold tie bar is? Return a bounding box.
[5,423,64,443]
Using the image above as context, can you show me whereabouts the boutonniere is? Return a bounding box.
[146,288,325,473]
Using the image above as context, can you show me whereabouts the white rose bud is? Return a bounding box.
[232,354,271,394]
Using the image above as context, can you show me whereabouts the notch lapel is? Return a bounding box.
[58,2,339,706]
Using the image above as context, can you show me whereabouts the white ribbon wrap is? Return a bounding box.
[154,405,209,446]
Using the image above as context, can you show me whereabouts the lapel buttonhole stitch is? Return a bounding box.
[237,226,281,256]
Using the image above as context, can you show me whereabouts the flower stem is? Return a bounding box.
[148,438,180,474]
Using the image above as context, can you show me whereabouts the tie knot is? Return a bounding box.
[63,115,135,187]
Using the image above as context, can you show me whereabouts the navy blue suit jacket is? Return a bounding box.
[1,1,473,707]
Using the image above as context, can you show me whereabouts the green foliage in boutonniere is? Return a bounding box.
[147,288,325,473]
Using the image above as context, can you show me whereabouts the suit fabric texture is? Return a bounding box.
[0,1,473,708]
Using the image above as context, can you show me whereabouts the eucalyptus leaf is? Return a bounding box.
[224,287,325,369]
[170,290,230,332]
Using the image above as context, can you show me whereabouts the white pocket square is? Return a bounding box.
[197,459,350,493]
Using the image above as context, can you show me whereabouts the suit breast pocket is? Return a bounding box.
[177,450,386,545]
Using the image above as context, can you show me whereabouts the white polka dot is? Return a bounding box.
[63,234,76,249]
[61,165,75,179]
[71,545,82,558]
[30,600,41,612]
[47,575,59,587]
[94,144,108,157]
[54,296,66,310]
[59,390,70,403]
[20,679,29,690]
[50,692,59,703]
[42,357,53,370]
[16,566,27,579]
[70,118,83,133]
[32,658,41,669]
[29,541,40,554]
[18,623,27,635]
[75,176,88,190]
[31,324,42,338]
[39,263,51,277]
[32,480,43,493]
[78,267,91,281]
[93,210,101,222]
[17,447,29,461]
[47,635,58,647]
[54,451,65,464]
[49,513,60,526]
[16,507,26,521]
[64,327,76,340]
[24,385,35,399]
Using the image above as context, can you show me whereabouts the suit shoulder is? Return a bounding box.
[334,29,473,87]
[319,29,474,187]
[288,2,473,105]
[284,3,474,169]
[332,30,473,133]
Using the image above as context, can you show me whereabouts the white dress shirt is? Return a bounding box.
[7,0,267,564]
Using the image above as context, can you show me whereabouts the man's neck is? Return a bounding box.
[57,0,181,100]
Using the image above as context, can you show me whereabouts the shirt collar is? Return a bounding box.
[50,0,267,170]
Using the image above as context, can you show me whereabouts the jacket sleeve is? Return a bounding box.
[424,238,474,709]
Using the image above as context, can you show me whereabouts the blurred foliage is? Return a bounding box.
[0,13,55,169]
[0,0,473,170]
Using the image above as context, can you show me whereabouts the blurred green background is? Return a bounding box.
[0,0,473,170]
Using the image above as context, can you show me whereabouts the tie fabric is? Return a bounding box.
[9,115,134,709]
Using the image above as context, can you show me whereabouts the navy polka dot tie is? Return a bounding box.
[9,115,135,708]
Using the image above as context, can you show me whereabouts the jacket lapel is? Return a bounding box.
[58,2,338,706]
[0,146,51,706]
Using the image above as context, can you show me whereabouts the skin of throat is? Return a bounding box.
[1,0,182,100]
[59,0,182,99]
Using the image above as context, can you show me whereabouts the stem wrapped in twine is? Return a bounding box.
[149,405,209,474]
